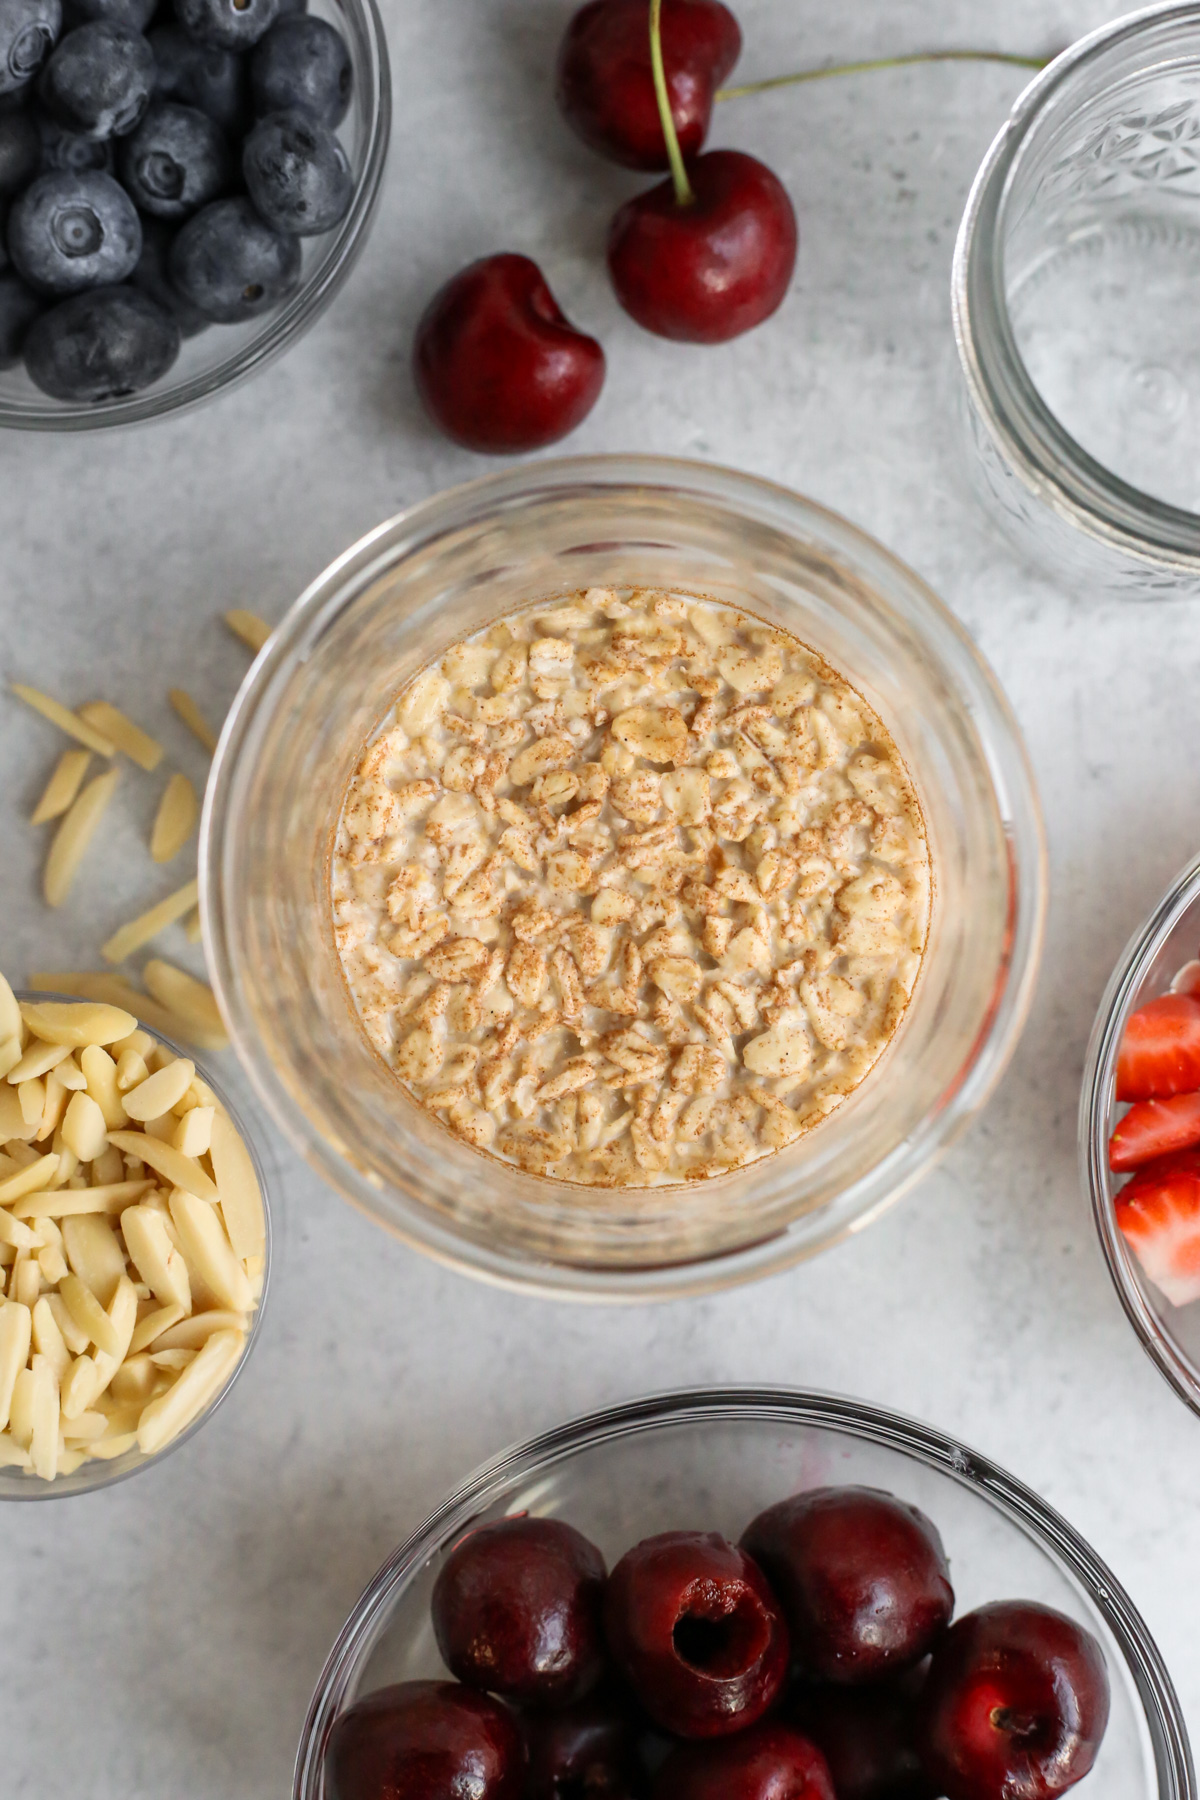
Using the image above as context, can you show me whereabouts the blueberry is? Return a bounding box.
[169,192,297,320]
[117,97,227,217]
[242,106,348,235]
[35,103,113,169]
[66,0,155,31]
[0,0,61,97]
[0,264,40,360]
[173,0,276,54]
[7,166,139,291]
[39,21,154,137]
[24,280,177,395]
[0,102,38,186]
[249,16,348,126]
[129,211,205,332]
[149,22,244,132]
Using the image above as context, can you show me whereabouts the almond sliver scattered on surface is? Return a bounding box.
[43,767,120,907]
[78,702,163,773]
[11,685,116,756]
[142,960,226,1046]
[168,688,218,754]
[31,749,91,825]
[150,773,198,864]
[224,610,272,653]
[100,879,199,964]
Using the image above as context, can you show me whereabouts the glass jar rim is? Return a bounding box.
[953,0,1200,570]
[292,1385,1196,1800]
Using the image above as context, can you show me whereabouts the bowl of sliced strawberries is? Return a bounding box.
[1083,849,1200,1414]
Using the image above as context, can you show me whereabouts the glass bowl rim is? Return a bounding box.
[0,0,392,435]
[200,452,1047,1301]
[292,1383,1195,1800]
[1081,849,1200,1419]
[952,0,1200,571]
[0,991,274,1500]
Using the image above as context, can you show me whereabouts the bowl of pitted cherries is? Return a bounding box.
[294,1388,1191,1800]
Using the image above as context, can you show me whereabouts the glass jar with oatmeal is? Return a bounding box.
[203,458,1046,1297]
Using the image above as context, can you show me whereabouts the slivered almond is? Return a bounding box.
[43,767,119,906]
[78,701,163,772]
[31,749,91,825]
[168,687,218,753]
[11,684,116,755]
[150,773,198,864]
[100,878,200,964]
[142,961,227,1048]
[224,610,272,652]
[106,1130,216,1200]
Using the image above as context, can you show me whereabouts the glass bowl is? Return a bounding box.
[954,3,1200,592]
[1082,851,1200,1416]
[0,996,272,1498]
[292,1387,1194,1800]
[201,455,1046,1299]
[0,0,390,432]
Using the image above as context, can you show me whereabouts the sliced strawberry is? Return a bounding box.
[1115,992,1200,1101]
[1110,1092,1200,1171]
[1116,1158,1200,1307]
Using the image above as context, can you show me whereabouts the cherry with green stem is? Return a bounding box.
[605,0,798,342]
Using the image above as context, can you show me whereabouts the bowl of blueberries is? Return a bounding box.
[294,1389,1192,1800]
[0,0,388,425]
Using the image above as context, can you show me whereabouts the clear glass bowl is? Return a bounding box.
[1082,852,1200,1416]
[201,455,1046,1299]
[954,3,1200,592]
[292,1387,1194,1800]
[0,997,272,1499]
[0,0,390,432]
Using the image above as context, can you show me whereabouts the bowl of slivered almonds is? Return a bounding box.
[203,456,1045,1299]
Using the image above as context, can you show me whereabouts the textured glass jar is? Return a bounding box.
[1082,851,1200,1416]
[955,4,1200,592]
[0,0,389,432]
[293,1388,1194,1800]
[201,457,1045,1299]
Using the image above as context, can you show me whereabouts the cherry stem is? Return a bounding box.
[716,49,1048,103]
[650,0,694,206]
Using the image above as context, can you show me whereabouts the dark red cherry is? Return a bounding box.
[790,1669,936,1800]
[919,1601,1111,1800]
[556,0,741,171]
[412,253,606,453]
[432,1515,608,1708]
[524,1686,646,1799]
[602,1530,789,1738]
[651,1720,836,1800]
[741,1487,954,1684]
[606,149,796,342]
[324,1680,525,1800]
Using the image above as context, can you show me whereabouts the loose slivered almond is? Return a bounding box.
[78,702,163,772]
[150,772,198,864]
[142,961,227,1049]
[43,767,120,907]
[31,749,91,825]
[100,878,199,964]
[224,610,272,652]
[168,687,218,753]
[11,684,116,756]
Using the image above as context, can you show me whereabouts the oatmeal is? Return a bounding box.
[331,589,930,1186]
